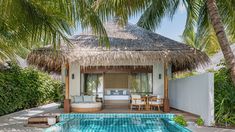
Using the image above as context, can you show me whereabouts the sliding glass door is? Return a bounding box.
[83,74,103,98]
[82,72,152,97]
[129,73,152,96]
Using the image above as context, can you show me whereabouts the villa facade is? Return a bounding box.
[27,20,214,125]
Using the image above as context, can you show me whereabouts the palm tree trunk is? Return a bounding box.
[207,0,235,84]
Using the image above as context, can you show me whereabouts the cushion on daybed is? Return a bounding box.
[74,96,83,103]
[83,96,96,103]
[72,95,96,103]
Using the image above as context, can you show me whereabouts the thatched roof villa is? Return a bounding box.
[27,20,209,113]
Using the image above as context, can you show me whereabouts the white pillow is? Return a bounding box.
[74,96,83,103]
[107,90,111,95]
[83,96,92,102]
[92,96,96,102]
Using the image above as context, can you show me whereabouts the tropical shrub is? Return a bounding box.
[214,67,235,126]
[173,115,187,126]
[195,117,204,126]
[173,71,197,79]
[0,63,63,116]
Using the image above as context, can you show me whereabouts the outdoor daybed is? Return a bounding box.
[71,96,102,112]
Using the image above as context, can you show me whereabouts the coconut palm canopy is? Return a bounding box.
[27,20,209,73]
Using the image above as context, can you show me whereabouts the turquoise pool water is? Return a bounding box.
[45,114,191,132]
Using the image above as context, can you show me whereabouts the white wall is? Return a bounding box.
[169,73,214,126]
[153,63,164,95]
[153,63,172,96]
[69,63,81,98]
[61,65,66,84]
[80,73,84,94]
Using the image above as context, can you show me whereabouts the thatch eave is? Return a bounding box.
[27,48,209,73]
[27,21,210,73]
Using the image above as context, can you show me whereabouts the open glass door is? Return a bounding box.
[82,74,103,98]
[129,73,153,96]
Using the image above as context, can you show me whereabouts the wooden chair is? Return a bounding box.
[149,96,164,112]
[130,95,146,111]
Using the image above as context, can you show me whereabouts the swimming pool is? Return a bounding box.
[45,113,191,132]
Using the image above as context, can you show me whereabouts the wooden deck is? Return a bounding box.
[94,106,199,122]
[170,108,199,122]
[43,105,199,123]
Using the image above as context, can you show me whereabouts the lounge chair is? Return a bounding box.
[26,115,58,128]
[130,95,146,111]
[149,95,164,111]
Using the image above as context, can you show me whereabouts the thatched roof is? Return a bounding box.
[27,21,209,73]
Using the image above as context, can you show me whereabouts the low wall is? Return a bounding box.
[169,73,214,126]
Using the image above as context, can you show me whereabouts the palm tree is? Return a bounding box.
[181,25,220,56]
[95,0,235,84]
[139,0,235,83]
[206,0,235,83]
[0,0,109,63]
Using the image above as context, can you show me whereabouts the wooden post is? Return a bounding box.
[64,62,71,113]
[102,72,105,106]
[163,63,170,112]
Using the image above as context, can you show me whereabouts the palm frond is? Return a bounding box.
[0,0,110,63]
[94,0,148,26]
[137,0,180,31]
[217,0,235,42]
[182,0,201,42]
[75,0,109,46]
[182,0,220,55]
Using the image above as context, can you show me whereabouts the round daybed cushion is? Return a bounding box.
[71,102,102,112]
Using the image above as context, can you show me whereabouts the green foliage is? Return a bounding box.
[0,0,109,63]
[173,115,187,127]
[96,0,235,56]
[214,67,235,126]
[181,25,221,56]
[196,117,204,126]
[173,71,197,79]
[0,63,63,116]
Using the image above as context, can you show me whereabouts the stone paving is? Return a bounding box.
[188,125,235,132]
[0,103,60,132]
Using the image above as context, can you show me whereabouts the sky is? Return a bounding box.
[129,4,187,42]
[75,4,187,42]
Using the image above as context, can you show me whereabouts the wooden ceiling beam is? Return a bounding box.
[80,66,153,73]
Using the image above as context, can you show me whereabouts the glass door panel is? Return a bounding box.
[83,74,103,98]
[129,73,152,96]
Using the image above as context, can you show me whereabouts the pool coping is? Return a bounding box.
[45,113,191,132]
[59,113,175,121]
